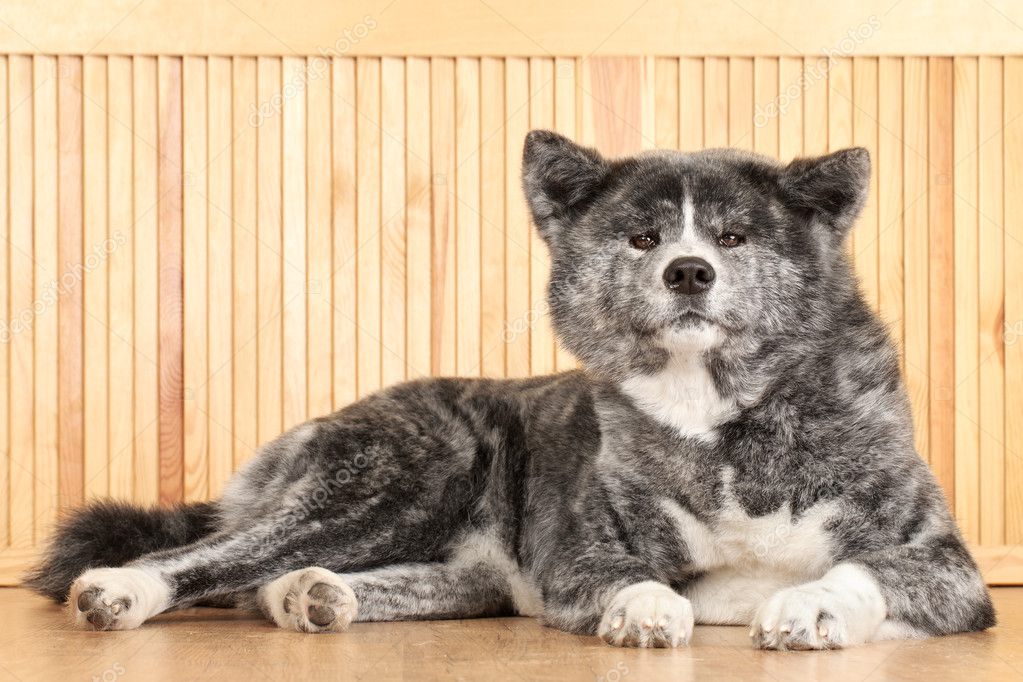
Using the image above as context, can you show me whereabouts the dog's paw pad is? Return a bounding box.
[268,567,357,633]
[68,568,164,631]
[305,582,345,627]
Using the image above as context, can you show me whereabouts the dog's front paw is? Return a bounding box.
[260,567,358,633]
[750,564,886,650]
[69,567,169,631]
[598,581,694,648]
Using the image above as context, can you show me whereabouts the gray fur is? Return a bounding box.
[28,130,993,647]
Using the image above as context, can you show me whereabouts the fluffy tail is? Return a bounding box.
[24,500,220,602]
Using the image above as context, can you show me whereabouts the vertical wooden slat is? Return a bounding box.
[803,56,828,156]
[381,57,407,386]
[753,57,778,157]
[107,56,134,500]
[928,57,955,503]
[231,56,258,466]
[582,58,642,157]
[640,57,656,150]
[33,55,58,539]
[777,56,803,161]
[132,55,159,504]
[0,56,8,543]
[256,57,283,441]
[554,57,577,371]
[83,56,109,500]
[878,57,905,363]
[852,57,879,311]
[703,57,728,148]
[1004,57,1023,543]
[282,57,308,428]
[430,57,456,378]
[953,56,980,542]
[332,57,358,406]
[182,56,208,502]
[728,57,753,150]
[654,57,679,150]
[57,56,83,509]
[978,56,1005,546]
[8,55,33,546]
[207,56,233,492]
[356,57,381,395]
[455,57,481,377]
[903,56,930,464]
[504,57,530,379]
[678,58,703,152]
[828,57,856,293]
[157,56,184,504]
[827,58,853,152]
[528,58,554,377]
[405,57,432,380]
[306,56,333,416]
[480,57,506,378]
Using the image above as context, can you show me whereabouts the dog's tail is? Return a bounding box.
[23,500,220,602]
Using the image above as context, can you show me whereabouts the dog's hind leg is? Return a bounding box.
[67,515,497,631]
[256,559,533,633]
[68,518,349,631]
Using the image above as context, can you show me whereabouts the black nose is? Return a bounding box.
[663,257,715,294]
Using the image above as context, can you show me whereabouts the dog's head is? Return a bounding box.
[521,130,870,380]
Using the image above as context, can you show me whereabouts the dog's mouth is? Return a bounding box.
[669,309,744,336]
[628,307,740,339]
[674,311,716,326]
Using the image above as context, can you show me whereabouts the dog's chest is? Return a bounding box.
[621,353,737,441]
[659,469,839,578]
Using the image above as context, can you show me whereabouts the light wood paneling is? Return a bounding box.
[1005,57,1023,545]
[33,56,58,541]
[83,55,109,502]
[108,56,135,501]
[903,57,930,466]
[0,55,1020,584]
[6,1,1023,56]
[9,55,35,548]
[331,57,358,408]
[57,56,83,511]
[954,57,980,543]
[282,56,309,430]
[207,56,234,496]
[133,55,160,505]
[183,55,209,503]
[979,57,1005,547]
[0,57,8,546]
[929,57,955,504]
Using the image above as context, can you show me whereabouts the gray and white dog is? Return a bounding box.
[28,130,994,650]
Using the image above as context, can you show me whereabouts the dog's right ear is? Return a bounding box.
[522,130,608,243]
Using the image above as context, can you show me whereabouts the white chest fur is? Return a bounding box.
[660,468,841,624]
[621,349,737,441]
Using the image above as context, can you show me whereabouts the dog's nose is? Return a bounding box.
[663,257,715,294]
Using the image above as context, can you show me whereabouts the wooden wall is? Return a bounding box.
[0,53,1021,583]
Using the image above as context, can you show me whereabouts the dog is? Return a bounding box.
[27,130,994,649]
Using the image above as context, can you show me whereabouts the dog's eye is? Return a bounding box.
[629,234,659,250]
[718,233,746,248]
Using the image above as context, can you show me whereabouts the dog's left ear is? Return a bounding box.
[522,130,608,243]
[779,147,870,240]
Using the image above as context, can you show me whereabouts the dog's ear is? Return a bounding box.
[522,130,609,243]
[779,147,870,240]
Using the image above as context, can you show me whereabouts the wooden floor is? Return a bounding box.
[1,588,1022,681]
